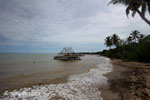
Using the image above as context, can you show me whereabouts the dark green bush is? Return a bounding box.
[100,35,150,62]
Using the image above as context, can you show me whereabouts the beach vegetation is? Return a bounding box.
[101,30,150,62]
[104,34,120,48]
[105,36,113,48]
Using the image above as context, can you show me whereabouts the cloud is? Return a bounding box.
[0,0,149,53]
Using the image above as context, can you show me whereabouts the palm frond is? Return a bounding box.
[108,0,150,25]
[147,2,150,15]
[132,10,136,17]
[107,0,118,6]
[126,6,131,18]
[108,0,129,6]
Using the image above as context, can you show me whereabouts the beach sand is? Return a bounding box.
[100,59,150,100]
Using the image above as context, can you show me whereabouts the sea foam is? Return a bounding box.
[1,57,113,100]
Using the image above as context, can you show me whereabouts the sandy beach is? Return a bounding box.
[100,59,150,100]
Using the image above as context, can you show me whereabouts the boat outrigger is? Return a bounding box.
[54,47,82,60]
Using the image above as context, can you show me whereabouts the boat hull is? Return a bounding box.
[54,56,81,60]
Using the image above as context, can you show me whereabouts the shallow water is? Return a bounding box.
[0,54,104,78]
[0,54,113,100]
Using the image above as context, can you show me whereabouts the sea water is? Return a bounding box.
[0,54,113,100]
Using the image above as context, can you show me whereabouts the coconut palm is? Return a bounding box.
[111,33,120,47]
[138,34,145,42]
[108,0,150,26]
[127,36,133,44]
[119,39,127,46]
[105,36,113,48]
[130,30,140,42]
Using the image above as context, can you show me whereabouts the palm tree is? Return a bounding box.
[119,39,127,46]
[108,0,150,26]
[105,36,113,48]
[130,30,140,42]
[138,34,145,42]
[111,33,120,47]
[127,36,133,44]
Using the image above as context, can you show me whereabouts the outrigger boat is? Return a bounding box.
[54,47,81,60]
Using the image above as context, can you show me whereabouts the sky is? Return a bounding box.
[0,0,150,53]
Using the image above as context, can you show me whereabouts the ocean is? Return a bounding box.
[0,54,113,100]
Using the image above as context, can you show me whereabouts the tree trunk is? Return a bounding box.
[136,9,150,26]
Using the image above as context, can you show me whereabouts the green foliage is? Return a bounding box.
[112,34,120,47]
[104,34,120,48]
[130,30,140,42]
[101,30,150,62]
[105,36,113,48]
[137,35,150,62]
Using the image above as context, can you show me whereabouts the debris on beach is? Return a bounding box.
[109,68,150,100]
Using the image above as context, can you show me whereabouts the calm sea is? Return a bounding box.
[0,54,113,100]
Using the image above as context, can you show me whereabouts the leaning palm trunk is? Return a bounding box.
[136,9,150,26]
[108,0,150,26]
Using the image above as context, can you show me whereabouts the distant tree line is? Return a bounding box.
[100,30,150,62]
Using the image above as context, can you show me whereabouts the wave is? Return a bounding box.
[1,57,113,100]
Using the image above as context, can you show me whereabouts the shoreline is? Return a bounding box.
[0,65,97,96]
[0,56,113,99]
[0,75,68,96]
[100,58,150,100]
[1,56,150,99]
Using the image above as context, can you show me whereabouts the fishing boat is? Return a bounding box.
[54,47,81,60]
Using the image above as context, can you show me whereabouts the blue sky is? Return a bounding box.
[0,0,150,53]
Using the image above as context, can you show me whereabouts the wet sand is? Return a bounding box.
[100,59,150,100]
